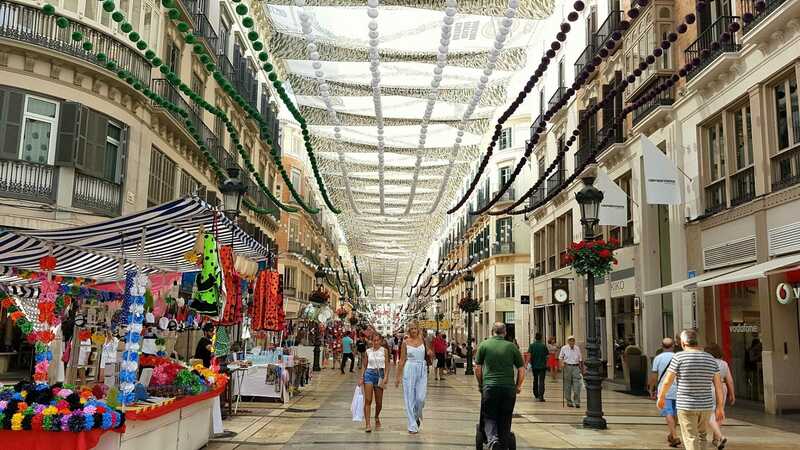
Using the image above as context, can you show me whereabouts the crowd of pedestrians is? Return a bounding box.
[340,322,737,450]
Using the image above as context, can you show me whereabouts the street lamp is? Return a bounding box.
[220,167,247,220]
[312,265,326,372]
[463,271,475,376]
[575,174,607,430]
[434,295,441,334]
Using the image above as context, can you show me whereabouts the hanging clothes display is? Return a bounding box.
[216,245,242,325]
[251,270,284,332]
[189,233,226,319]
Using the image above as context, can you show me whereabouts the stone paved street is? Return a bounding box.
[209,365,800,449]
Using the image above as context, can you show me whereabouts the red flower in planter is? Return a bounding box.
[598,249,611,259]
[608,237,620,247]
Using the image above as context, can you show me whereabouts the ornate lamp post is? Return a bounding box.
[434,295,441,334]
[220,167,247,221]
[463,271,476,376]
[575,175,607,430]
[312,266,326,372]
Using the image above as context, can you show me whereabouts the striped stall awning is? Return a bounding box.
[0,197,269,284]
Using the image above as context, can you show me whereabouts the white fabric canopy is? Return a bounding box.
[643,265,751,297]
[696,253,800,288]
[262,0,554,300]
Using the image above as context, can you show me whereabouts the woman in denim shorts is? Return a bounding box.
[359,333,390,432]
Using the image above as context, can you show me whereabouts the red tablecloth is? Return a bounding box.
[0,427,122,450]
[124,383,226,421]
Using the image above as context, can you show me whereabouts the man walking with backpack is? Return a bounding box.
[650,337,680,447]
[475,322,525,449]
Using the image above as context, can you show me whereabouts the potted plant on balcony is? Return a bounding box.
[564,237,620,278]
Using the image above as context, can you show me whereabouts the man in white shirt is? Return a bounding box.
[558,336,584,408]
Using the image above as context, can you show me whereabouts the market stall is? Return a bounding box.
[0,197,281,450]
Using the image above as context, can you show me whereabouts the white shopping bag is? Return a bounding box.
[351,385,364,422]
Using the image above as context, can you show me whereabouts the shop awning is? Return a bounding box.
[0,197,269,284]
[643,264,751,297]
[696,252,800,288]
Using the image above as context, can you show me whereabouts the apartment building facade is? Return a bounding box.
[437,114,532,346]
[521,0,800,412]
[0,0,281,249]
[276,122,343,318]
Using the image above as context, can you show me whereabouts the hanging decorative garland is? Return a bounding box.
[33,256,59,383]
[119,272,147,405]
[430,0,519,215]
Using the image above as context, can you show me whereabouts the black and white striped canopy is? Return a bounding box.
[0,197,269,283]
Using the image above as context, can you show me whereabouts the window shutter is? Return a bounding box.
[88,111,109,178]
[75,105,90,170]
[116,126,127,184]
[55,101,82,166]
[0,89,25,160]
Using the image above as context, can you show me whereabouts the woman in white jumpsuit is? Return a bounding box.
[395,321,431,434]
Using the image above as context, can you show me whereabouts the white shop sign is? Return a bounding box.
[775,283,800,305]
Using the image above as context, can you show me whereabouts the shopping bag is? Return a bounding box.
[351,385,364,422]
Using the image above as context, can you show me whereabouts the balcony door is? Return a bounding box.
[699,0,732,30]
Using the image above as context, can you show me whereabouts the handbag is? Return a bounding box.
[351,385,364,421]
[423,339,433,366]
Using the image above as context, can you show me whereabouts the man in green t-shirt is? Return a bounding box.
[527,332,548,402]
[476,322,524,449]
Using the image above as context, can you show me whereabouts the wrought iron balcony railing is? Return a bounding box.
[492,241,515,255]
[546,169,565,195]
[72,171,122,216]
[594,10,623,54]
[0,158,57,203]
[631,76,675,126]
[741,0,788,34]
[0,0,151,84]
[548,86,568,111]
[574,42,596,77]
[730,167,756,207]
[771,146,800,192]
[704,179,727,215]
[530,113,545,139]
[684,16,741,81]
[492,188,516,203]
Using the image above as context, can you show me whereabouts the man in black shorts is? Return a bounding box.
[432,332,448,381]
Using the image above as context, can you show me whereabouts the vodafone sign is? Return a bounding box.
[776,283,800,305]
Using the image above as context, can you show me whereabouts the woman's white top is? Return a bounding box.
[366,346,386,369]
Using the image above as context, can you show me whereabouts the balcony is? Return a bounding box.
[597,122,624,154]
[546,169,565,195]
[771,146,800,192]
[0,0,151,84]
[575,142,594,173]
[594,10,623,56]
[574,42,596,78]
[492,188,516,203]
[704,179,727,215]
[548,86,568,111]
[631,76,675,128]
[217,54,236,83]
[492,241,515,255]
[0,158,57,203]
[72,171,122,216]
[685,16,741,82]
[730,167,756,207]
[534,261,546,277]
[530,113,545,139]
[742,0,789,35]
[191,12,219,60]
[246,176,280,222]
[151,79,217,152]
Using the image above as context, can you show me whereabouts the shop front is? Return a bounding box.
[531,277,573,346]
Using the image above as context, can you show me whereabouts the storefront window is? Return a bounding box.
[612,295,637,380]
[717,280,762,402]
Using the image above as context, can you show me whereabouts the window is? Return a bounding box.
[537,157,545,178]
[704,118,727,211]
[104,122,121,181]
[19,95,58,164]
[503,311,515,324]
[179,169,206,197]
[733,103,754,170]
[609,172,633,245]
[219,20,230,57]
[499,166,511,187]
[191,73,203,115]
[147,147,176,206]
[288,217,299,243]
[283,266,296,289]
[774,75,800,152]
[496,217,512,243]
[290,168,302,195]
[706,119,726,182]
[499,275,515,298]
[167,41,181,75]
[539,89,545,116]
[499,128,512,150]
